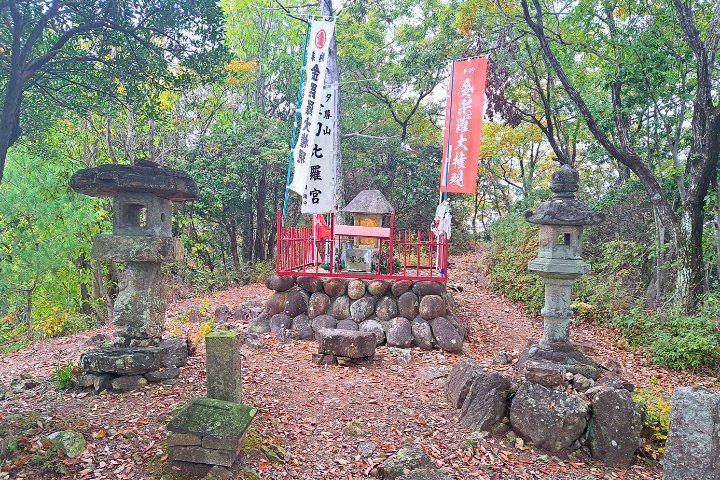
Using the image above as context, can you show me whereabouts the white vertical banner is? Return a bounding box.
[288,16,336,195]
[302,84,337,213]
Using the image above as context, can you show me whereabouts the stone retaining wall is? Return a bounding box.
[251,276,465,352]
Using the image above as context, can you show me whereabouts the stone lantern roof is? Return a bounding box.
[341,190,394,214]
[524,165,605,226]
[70,160,199,202]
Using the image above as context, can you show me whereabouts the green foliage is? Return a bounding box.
[612,295,720,370]
[633,377,671,457]
[50,350,75,390]
[0,149,100,340]
[484,213,544,313]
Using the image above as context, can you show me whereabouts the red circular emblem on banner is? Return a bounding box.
[315,29,327,48]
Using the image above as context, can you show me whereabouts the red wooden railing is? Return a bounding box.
[275,209,448,281]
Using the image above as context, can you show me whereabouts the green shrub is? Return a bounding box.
[611,296,720,370]
[484,213,544,313]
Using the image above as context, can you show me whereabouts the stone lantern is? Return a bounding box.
[341,190,394,271]
[71,160,198,349]
[523,165,604,374]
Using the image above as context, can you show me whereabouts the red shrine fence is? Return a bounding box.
[275,210,448,281]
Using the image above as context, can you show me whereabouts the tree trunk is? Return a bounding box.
[23,275,39,339]
[254,171,267,261]
[225,223,242,273]
[0,70,23,184]
[676,201,707,311]
[93,260,114,325]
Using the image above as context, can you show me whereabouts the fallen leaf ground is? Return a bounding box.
[1,245,718,480]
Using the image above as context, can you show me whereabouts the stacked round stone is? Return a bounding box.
[71,161,199,347]
[260,276,464,353]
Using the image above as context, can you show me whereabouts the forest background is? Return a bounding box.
[1,0,719,373]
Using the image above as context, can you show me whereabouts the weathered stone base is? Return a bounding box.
[518,342,600,379]
[76,338,187,392]
[167,398,256,469]
[445,357,642,467]
[311,353,376,366]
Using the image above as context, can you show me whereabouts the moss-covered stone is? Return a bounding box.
[167,397,256,440]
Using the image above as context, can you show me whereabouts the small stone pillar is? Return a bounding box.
[523,165,604,374]
[205,331,243,403]
[167,331,255,468]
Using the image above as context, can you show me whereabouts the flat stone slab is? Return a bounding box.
[78,347,164,375]
[167,397,257,440]
[317,328,377,359]
[91,235,184,263]
[70,162,199,202]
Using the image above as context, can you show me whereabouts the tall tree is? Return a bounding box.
[516,0,720,311]
[0,0,227,183]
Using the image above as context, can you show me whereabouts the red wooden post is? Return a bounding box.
[330,212,335,273]
[389,212,394,275]
[276,210,282,273]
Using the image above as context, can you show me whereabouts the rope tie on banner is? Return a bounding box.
[282,16,312,220]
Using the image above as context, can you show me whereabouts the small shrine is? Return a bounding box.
[341,190,394,272]
[276,189,447,281]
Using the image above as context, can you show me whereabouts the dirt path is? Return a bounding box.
[1,246,717,479]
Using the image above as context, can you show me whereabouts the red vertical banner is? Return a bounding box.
[439,57,488,194]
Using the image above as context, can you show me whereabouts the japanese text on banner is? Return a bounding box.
[439,57,487,194]
[288,16,336,195]
[302,85,337,213]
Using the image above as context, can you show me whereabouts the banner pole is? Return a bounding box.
[282,16,312,220]
[442,55,456,204]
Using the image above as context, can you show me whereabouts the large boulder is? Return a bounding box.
[412,281,444,296]
[359,319,386,345]
[265,275,295,292]
[376,296,398,321]
[331,295,351,320]
[419,295,446,320]
[510,382,589,453]
[324,278,347,298]
[411,319,434,351]
[284,289,309,317]
[460,372,511,431]
[367,280,390,296]
[347,280,366,300]
[317,329,376,358]
[523,360,567,387]
[46,431,86,458]
[587,388,642,468]
[386,317,413,348]
[158,338,188,367]
[350,296,376,323]
[307,292,331,319]
[336,319,359,331]
[270,314,292,333]
[398,292,419,321]
[291,314,314,340]
[111,375,147,392]
[214,305,232,324]
[311,314,337,333]
[297,276,323,293]
[246,313,271,333]
[430,317,462,352]
[378,446,434,480]
[264,292,287,315]
[664,386,720,480]
[445,358,485,409]
[391,280,413,297]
